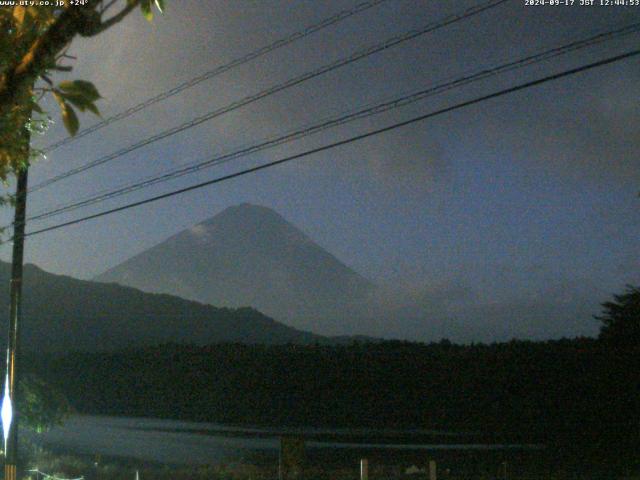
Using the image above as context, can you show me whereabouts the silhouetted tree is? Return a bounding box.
[596,285,640,349]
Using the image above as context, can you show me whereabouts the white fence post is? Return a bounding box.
[360,458,368,480]
[429,460,437,480]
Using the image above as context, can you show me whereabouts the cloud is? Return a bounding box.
[356,273,606,343]
[363,126,452,191]
[478,61,640,187]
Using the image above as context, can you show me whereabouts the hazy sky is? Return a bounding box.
[2,0,639,341]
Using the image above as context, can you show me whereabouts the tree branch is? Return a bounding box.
[0,0,140,121]
[91,1,139,36]
[100,0,120,15]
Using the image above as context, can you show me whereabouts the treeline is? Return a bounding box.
[26,337,639,451]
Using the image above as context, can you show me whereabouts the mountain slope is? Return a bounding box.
[95,204,375,334]
[0,261,323,352]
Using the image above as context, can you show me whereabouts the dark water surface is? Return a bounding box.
[28,415,542,466]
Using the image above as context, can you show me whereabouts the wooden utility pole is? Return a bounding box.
[3,165,28,480]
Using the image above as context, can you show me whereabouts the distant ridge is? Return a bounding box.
[96,204,375,335]
[0,261,325,352]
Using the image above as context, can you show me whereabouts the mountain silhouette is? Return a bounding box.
[95,203,375,334]
[0,261,323,352]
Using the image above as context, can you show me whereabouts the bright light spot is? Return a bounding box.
[1,372,12,453]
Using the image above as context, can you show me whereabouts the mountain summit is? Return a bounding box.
[96,204,375,334]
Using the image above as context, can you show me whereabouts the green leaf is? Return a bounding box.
[51,91,65,110]
[62,93,100,117]
[85,102,101,117]
[141,0,153,21]
[53,93,79,136]
[58,80,101,102]
[62,104,79,136]
[60,93,88,111]
[73,80,100,99]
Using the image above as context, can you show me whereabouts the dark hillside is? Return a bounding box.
[0,262,323,352]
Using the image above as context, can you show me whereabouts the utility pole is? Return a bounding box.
[1,72,34,479]
[3,165,28,480]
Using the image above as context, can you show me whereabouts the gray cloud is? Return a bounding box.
[477,60,640,187]
[357,276,606,343]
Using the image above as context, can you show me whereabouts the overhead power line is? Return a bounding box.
[22,22,640,225]
[40,0,390,154]
[5,25,638,233]
[28,0,509,194]
[19,48,640,240]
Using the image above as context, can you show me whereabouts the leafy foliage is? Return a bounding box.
[0,1,165,180]
[18,373,73,433]
[57,80,101,115]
